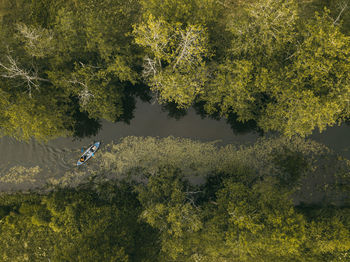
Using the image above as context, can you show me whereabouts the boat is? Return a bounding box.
[77,141,100,166]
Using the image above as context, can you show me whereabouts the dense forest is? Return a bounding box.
[0,178,349,261]
[0,0,350,261]
[0,0,349,139]
[0,136,349,261]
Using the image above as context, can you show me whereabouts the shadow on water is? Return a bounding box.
[115,82,152,124]
[71,110,102,139]
[67,79,263,139]
[226,113,264,136]
[63,96,102,139]
[156,100,263,135]
[192,101,264,136]
[69,82,152,139]
[161,102,188,120]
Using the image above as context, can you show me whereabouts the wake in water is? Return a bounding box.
[0,137,100,191]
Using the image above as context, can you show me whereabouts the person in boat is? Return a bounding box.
[91,145,97,151]
[80,156,85,162]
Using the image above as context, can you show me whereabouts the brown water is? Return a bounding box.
[0,99,349,191]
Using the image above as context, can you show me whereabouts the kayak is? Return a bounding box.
[77,141,100,166]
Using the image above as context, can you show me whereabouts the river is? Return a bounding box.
[0,99,349,191]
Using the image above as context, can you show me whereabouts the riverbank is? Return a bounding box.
[1,136,348,207]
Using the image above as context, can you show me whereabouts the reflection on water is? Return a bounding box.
[114,82,152,124]
[0,99,259,191]
[66,81,261,141]
[0,95,349,192]
[311,125,350,159]
[192,101,263,135]
[157,100,263,136]
[67,82,152,139]
[71,111,102,138]
[161,102,188,120]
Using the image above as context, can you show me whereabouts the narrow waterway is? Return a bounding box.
[0,99,349,191]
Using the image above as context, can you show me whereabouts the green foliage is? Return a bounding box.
[98,136,328,186]
[139,0,231,60]
[203,60,256,121]
[1,0,349,140]
[46,0,141,121]
[203,2,350,137]
[0,135,349,261]
[301,206,350,261]
[15,23,55,58]
[0,88,73,141]
[139,0,220,25]
[0,166,41,187]
[212,179,306,261]
[99,136,222,177]
[192,177,350,262]
[134,15,210,107]
[228,0,299,58]
[132,151,350,261]
[97,136,349,261]
[0,184,160,262]
[136,165,203,260]
[259,9,350,136]
[272,146,309,187]
[63,63,125,121]
[0,0,141,140]
[136,166,202,237]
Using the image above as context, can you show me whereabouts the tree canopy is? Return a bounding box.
[0,0,349,139]
[0,164,348,261]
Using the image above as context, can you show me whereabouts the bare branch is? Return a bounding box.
[16,23,42,41]
[67,62,96,106]
[68,78,94,106]
[78,88,94,106]
[142,56,158,78]
[333,1,348,25]
[173,27,202,69]
[0,55,49,97]
[16,23,54,58]
[68,79,88,89]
